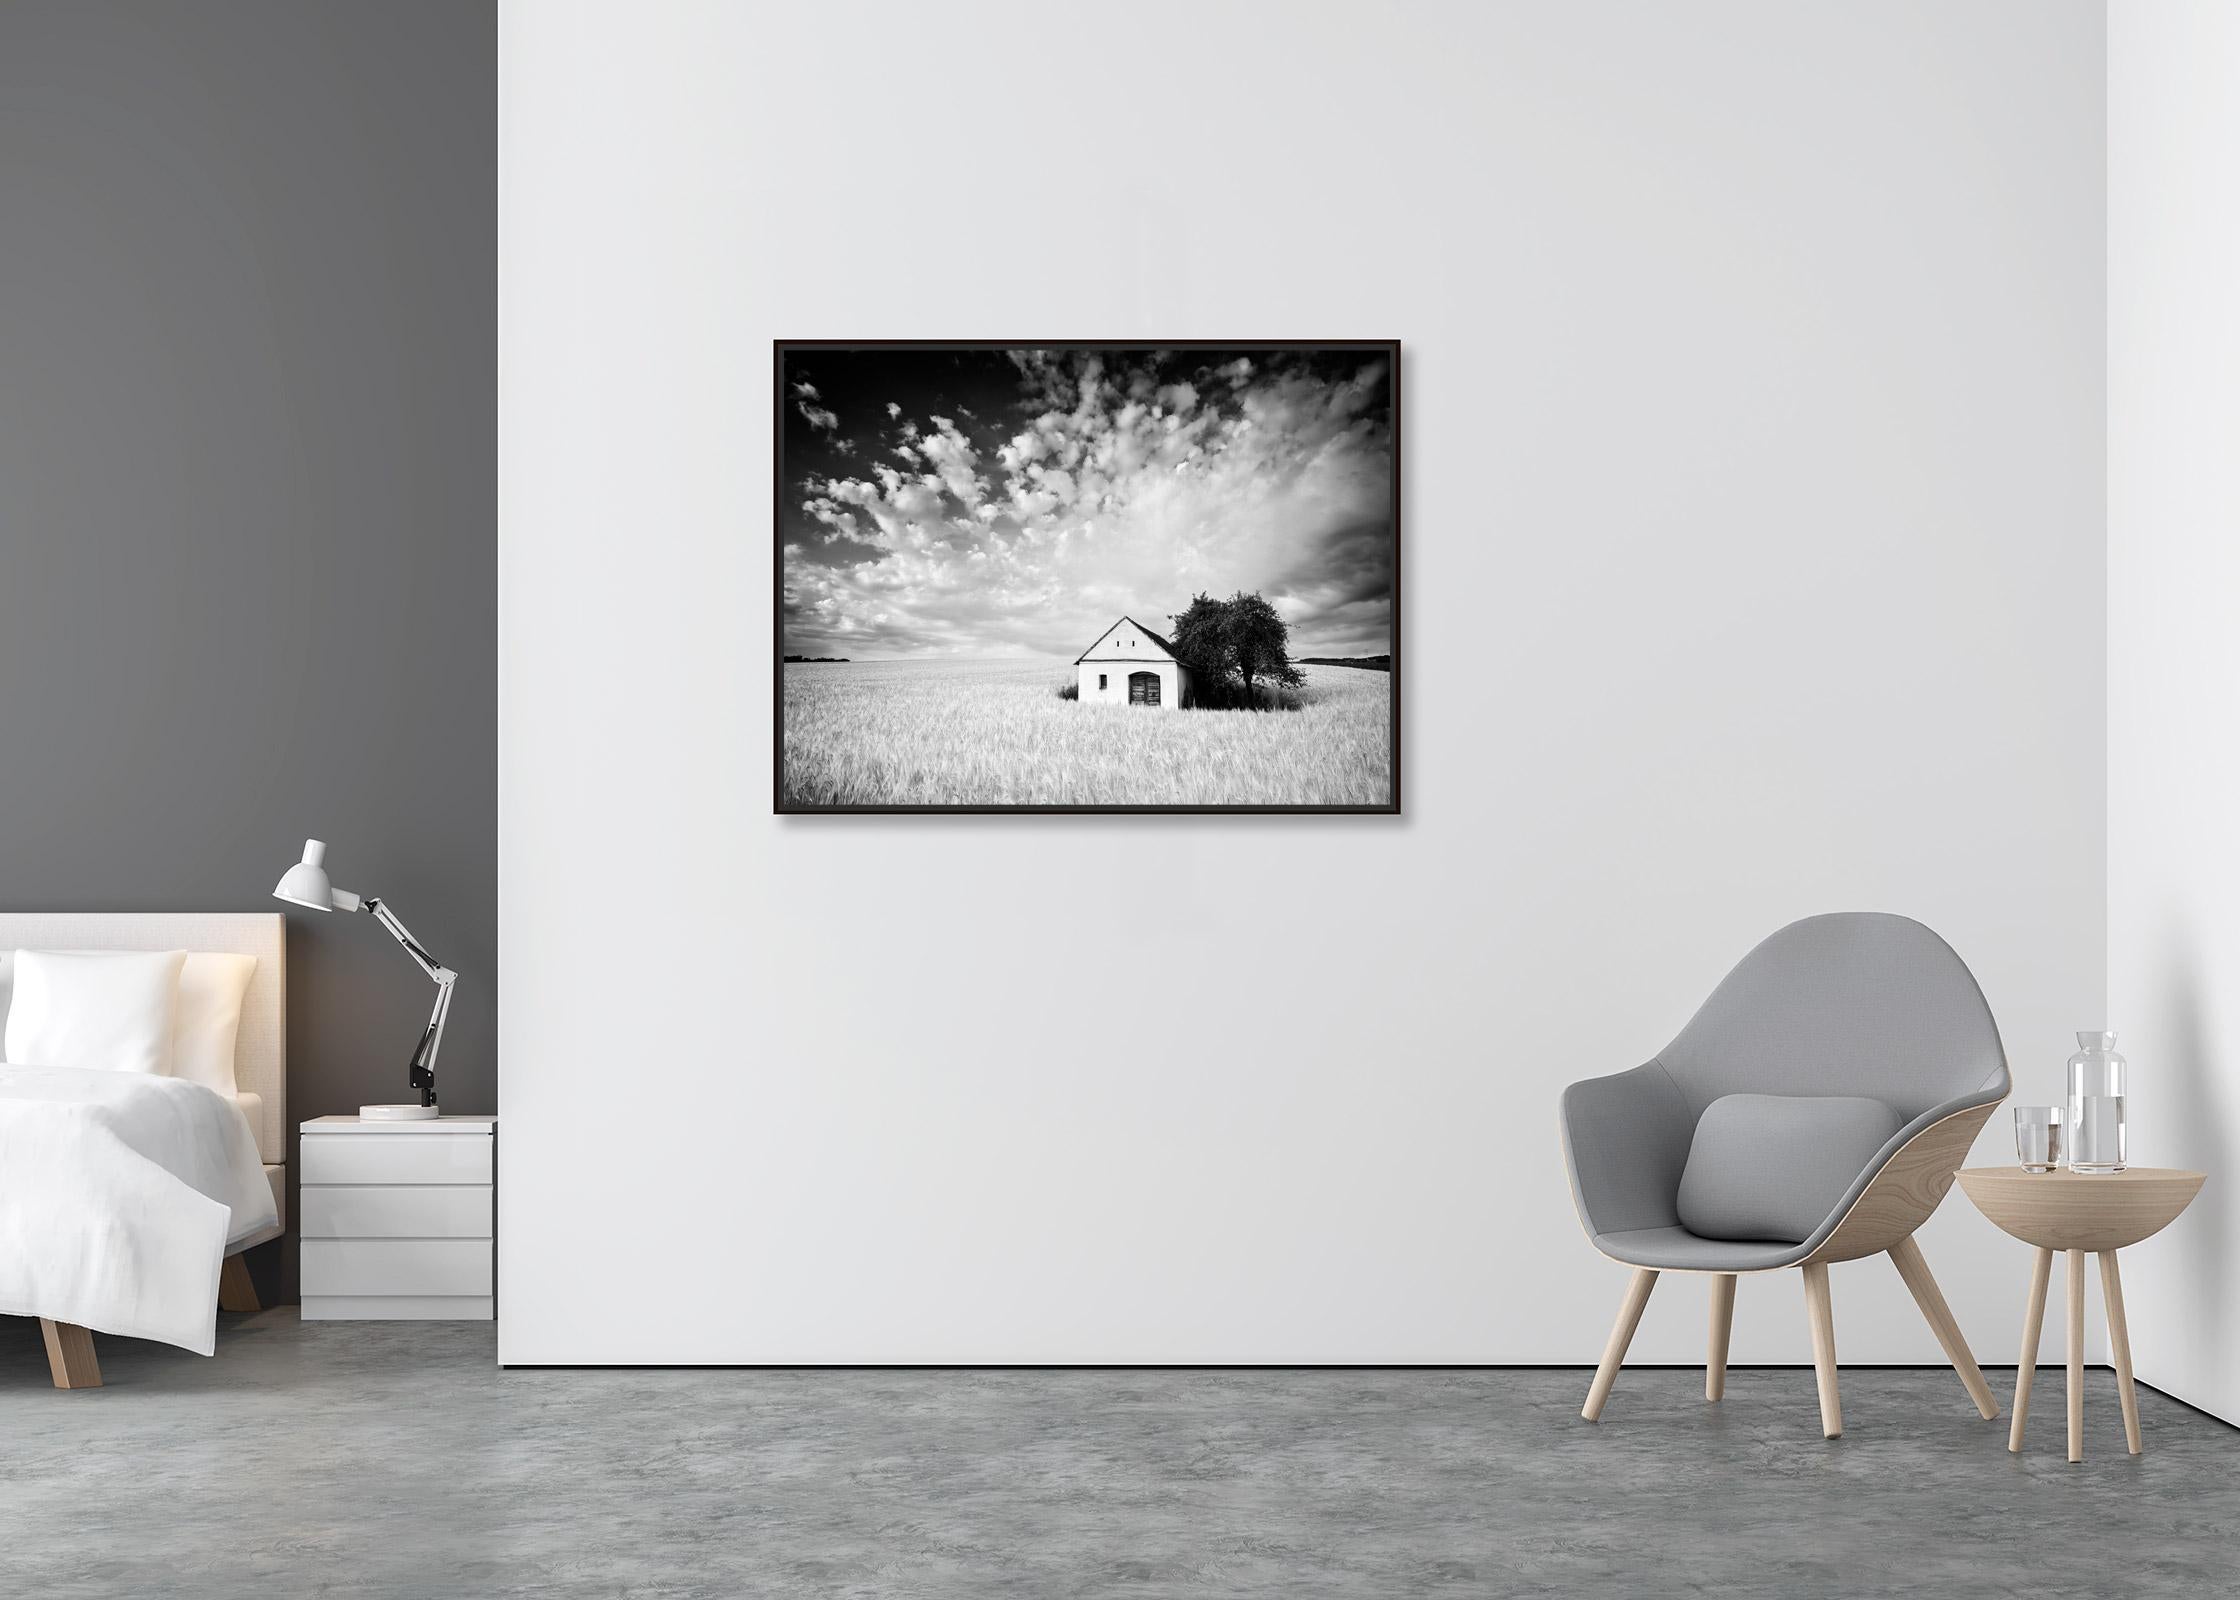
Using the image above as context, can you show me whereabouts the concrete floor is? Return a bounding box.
[2,1312,2234,1599]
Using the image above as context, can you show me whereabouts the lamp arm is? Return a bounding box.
[364,896,457,1109]
[365,897,448,982]
[405,971,457,1108]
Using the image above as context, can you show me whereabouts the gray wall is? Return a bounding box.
[0,2,495,1303]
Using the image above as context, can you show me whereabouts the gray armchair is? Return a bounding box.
[1561,912,2010,1436]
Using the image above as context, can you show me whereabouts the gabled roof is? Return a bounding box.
[1074,615,1182,665]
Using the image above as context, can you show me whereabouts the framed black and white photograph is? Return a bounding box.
[776,341,1400,813]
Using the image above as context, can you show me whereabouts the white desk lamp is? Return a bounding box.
[273,838,456,1123]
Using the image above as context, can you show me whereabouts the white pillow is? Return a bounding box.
[4,949,187,1076]
[174,952,257,1098]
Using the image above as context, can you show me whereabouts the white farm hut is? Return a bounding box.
[1074,616,1192,708]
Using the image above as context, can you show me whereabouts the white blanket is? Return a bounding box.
[0,1065,277,1355]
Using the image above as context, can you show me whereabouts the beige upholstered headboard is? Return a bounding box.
[0,912,285,1163]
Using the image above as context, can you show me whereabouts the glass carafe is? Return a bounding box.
[2066,1030,2128,1173]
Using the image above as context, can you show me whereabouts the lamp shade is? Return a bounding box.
[274,839,336,911]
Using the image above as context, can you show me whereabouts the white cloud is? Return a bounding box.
[916,416,986,507]
[790,353,1391,658]
[797,400,840,431]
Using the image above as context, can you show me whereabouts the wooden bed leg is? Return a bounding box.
[40,1320,102,1389]
[219,1255,261,1313]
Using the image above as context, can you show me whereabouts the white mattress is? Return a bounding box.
[229,1093,285,1247]
[251,1163,286,1243]
[238,1093,286,1244]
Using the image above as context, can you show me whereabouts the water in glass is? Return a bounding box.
[2066,1031,2127,1173]
[2013,1105,2063,1173]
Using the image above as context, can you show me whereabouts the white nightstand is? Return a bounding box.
[299,1115,495,1320]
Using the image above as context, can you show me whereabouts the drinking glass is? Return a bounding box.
[2013,1105,2063,1173]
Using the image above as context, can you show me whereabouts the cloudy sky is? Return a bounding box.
[780,346,1394,660]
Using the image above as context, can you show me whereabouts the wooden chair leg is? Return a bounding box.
[219,1254,261,1313]
[1582,1268,1658,1422]
[1887,1234,1998,1420]
[2100,1251,2143,1456]
[1707,1274,1736,1402]
[2066,1248,2086,1463]
[1802,1262,1841,1438]
[40,1320,102,1389]
[2010,1246,2053,1453]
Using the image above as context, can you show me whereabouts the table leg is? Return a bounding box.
[2010,1246,2053,1453]
[2100,1251,2143,1455]
[2066,1247,2086,1464]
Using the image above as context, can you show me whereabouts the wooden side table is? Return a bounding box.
[1956,1167,2204,1462]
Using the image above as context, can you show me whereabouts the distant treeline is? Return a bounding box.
[1301,655,1391,672]
[784,654,851,663]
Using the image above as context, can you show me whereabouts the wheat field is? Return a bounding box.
[782,658,1393,807]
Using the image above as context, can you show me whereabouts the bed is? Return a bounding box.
[0,912,285,1388]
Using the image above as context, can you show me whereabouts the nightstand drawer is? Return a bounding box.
[301,1184,492,1239]
[301,1133,493,1186]
[301,1237,493,1297]
[302,1295,493,1321]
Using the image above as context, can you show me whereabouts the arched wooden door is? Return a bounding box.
[1128,671,1160,705]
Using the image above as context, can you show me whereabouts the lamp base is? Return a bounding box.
[360,1103,440,1122]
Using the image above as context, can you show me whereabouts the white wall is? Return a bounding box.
[1076,658,1185,710]
[2108,0,2240,1424]
[499,0,2104,1364]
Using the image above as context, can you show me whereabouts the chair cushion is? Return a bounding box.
[1676,1093,1902,1244]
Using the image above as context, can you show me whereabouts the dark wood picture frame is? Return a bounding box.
[775,340,1401,815]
